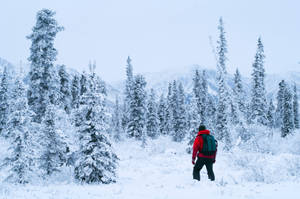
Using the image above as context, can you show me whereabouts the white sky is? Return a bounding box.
[0,0,299,83]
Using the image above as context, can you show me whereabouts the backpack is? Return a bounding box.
[199,134,217,156]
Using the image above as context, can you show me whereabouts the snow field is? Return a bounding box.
[1,136,300,199]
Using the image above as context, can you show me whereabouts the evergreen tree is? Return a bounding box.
[193,70,208,125]
[199,70,208,124]
[267,99,275,129]
[27,9,63,122]
[127,75,147,139]
[293,84,299,129]
[279,81,294,137]
[39,104,68,176]
[74,77,118,184]
[122,56,134,133]
[49,66,61,106]
[80,71,89,97]
[193,70,201,121]
[250,37,267,125]
[1,77,35,183]
[173,82,187,142]
[231,70,250,140]
[146,89,159,138]
[229,94,239,125]
[71,74,81,109]
[157,94,167,135]
[111,96,122,141]
[165,83,174,136]
[275,80,285,128]
[186,96,199,153]
[170,81,179,139]
[0,66,10,136]
[233,69,246,114]
[95,76,107,96]
[206,95,216,132]
[58,65,71,113]
[215,17,231,149]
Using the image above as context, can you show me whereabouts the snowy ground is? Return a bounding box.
[1,136,300,199]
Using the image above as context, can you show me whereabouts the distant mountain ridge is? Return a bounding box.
[112,64,300,103]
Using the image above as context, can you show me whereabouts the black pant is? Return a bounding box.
[193,157,215,181]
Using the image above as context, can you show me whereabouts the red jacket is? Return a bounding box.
[192,130,217,161]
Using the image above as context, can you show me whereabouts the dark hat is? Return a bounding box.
[198,125,206,131]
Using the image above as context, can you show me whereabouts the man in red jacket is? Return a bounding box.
[192,125,217,181]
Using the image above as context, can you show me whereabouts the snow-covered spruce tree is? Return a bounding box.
[193,69,208,125]
[122,56,134,133]
[1,77,36,184]
[275,80,285,128]
[250,37,268,125]
[146,89,159,139]
[233,69,246,115]
[95,76,107,96]
[47,65,61,106]
[27,9,63,122]
[74,76,118,184]
[230,69,246,126]
[39,104,68,176]
[229,90,239,125]
[88,61,107,96]
[71,74,81,109]
[165,83,174,136]
[293,84,299,129]
[58,65,71,113]
[267,99,275,129]
[206,95,216,132]
[199,70,208,124]
[278,81,294,137]
[173,82,187,142]
[215,17,231,149]
[230,75,251,142]
[127,75,147,139]
[0,66,10,136]
[170,81,179,139]
[186,95,199,153]
[245,102,253,125]
[111,96,122,141]
[80,71,89,97]
[157,94,167,135]
[193,70,202,122]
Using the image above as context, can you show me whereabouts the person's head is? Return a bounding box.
[198,125,206,132]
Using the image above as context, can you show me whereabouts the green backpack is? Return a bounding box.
[200,134,217,156]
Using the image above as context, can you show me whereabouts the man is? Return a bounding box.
[192,125,217,181]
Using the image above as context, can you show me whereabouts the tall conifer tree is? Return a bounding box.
[111,96,122,141]
[71,74,81,109]
[250,37,267,125]
[157,94,167,135]
[146,89,159,138]
[215,17,231,149]
[1,77,36,183]
[127,75,147,139]
[27,9,63,122]
[58,65,71,113]
[293,84,299,129]
[122,56,134,132]
[0,67,10,136]
[75,76,118,184]
[278,81,294,137]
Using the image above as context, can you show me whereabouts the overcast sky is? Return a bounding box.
[0,0,299,83]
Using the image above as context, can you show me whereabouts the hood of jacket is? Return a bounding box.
[197,129,210,136]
